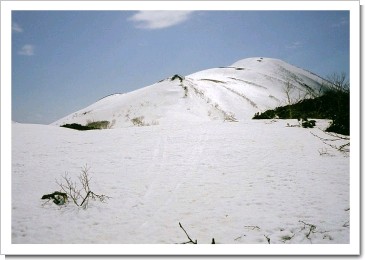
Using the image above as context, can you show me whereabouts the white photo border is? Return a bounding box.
[1,0,360,256]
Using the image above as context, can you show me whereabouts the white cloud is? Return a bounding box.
[129,11,195,29]
[18,45,35,56]
[12,22,23,33]
[286,41,303,49]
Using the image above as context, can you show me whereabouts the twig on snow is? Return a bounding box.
[299,220,317,240]
[179,222,197,244]
[310,131,349,154]
[244,225,261,231]
[178,222,216,244]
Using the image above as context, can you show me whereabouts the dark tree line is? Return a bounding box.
[253,73,349,135]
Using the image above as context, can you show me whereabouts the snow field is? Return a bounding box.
[12,120,349,244]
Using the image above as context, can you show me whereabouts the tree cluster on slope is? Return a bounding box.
[253,73,349,135]
[61,120,113,131]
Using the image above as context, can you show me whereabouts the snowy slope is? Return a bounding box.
[12,120,350,247]
[52,57,327,128]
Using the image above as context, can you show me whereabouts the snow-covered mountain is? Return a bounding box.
[11,57,353,248]
[52,57,327,128]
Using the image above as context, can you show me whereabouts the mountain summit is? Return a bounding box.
[52,57,327,128]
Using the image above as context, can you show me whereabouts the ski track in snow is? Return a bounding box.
[11,120,349,244]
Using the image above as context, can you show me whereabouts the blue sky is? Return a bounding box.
[12,10,349,124]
